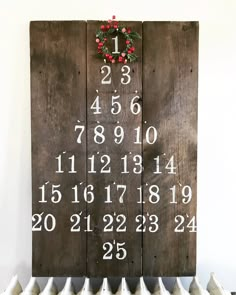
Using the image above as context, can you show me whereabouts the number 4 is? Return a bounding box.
[90,96,101,114]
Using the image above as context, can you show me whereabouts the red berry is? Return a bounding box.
[127,28,131,34]
[100,25,105,30]
[106,25,110,29]
[112,15,116,19]
[113,25,118,29]
[98,42,103,46]
[118,56,123,62]
[128,50,132,54]
[130,47,135,52]
[126,40,130,44]
[109,55,113,60]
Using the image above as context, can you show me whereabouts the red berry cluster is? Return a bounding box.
[96,16,137,64]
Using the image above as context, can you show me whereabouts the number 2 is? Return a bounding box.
[101,65,111,84]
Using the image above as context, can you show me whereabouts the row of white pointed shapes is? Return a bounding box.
[0,274,231,295]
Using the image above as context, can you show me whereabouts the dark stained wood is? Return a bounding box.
[86,21,143,276]
[31,20,198,277]
[142,22,198,276]
[31,21,87,276]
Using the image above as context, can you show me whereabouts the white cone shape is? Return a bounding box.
[0,275,22,295]
[172,278,189,295]
[135,277,150,295]
[77,278,93,295]
[20,277,40,295]
[189,277,209,295]
[39,278,57,295]
[96,278,112,295]
[153,278,170,295]
[58,278,75,295]
[207,273,231,295]
[116,278,131,295]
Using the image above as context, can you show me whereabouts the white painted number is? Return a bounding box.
[135,214,159,232]
[111,95,121,115]
[94,125,105,144]
[32,213,56,232]
[101,65,131,85]
[133,155,142,174]
[174,215,197,232]
[70,213,81,232]
[88,154,111,174]
[149,185,160,204]
[100,155,111,173]
[103,242,127,260]
[130,96,141,115]
[84,184,95,203]
[146,126,158,144]
[75,124,85,144]
[103,214,127,232]
[90,96,101,114]
[101,65,111,84]
[112,36,120,54]
[165,155,177,174]
[114,126,124,144]
[70,213,93,232]
[104,184,127,203]
[170,185,192,204]
[39,183,62,204]
[121,65,131,85]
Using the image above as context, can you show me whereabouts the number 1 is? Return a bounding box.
[112,36,120,54]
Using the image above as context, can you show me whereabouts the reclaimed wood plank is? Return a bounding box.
[142,21,198,276]
[86,21,143,277]
[31,21,87,276]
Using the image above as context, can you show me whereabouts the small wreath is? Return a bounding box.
[96,15,141,64]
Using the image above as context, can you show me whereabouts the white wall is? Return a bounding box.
[0,0,236,292]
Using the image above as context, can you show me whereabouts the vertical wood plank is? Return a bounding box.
[142,22,198,276]
[31,21,87,276]
[86,21,142,277]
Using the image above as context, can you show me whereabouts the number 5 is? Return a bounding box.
[116,242,127,260]
[111,95,121,115]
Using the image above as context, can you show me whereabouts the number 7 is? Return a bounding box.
[75,124,85,144]
[117,185,126,203]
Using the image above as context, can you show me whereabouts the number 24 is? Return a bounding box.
[101,65,131,85]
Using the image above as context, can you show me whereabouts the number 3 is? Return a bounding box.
[121,66,131,85]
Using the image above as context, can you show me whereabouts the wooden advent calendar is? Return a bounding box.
[30,20,198,277]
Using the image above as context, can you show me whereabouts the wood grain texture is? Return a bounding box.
[142,22,198,276]
[31,20,198,277]
[31,21,87,276]
[86,21,143,277]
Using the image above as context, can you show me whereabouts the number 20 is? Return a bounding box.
[101,65,131,85]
